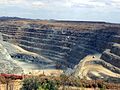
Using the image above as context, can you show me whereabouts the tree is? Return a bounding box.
[38,79,57,90]
[21,77,58,90]
[22,77,40,90]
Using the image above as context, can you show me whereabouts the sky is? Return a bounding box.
[0,0,120,23]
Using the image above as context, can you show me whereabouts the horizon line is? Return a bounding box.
[0,16,120,24]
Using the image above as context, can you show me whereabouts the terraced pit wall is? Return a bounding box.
[0,24,120,68]
[101,35,120,68]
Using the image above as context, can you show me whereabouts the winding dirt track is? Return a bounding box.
[74,54,120,79]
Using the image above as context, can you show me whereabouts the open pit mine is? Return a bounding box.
[0,17,120,82]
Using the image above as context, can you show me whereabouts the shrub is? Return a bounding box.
[21,77,58,90]
[100,84,106,90]
[38,79,58,90]
[22,77,40,90]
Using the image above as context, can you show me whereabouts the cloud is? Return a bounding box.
[90,0,120,8]
[0,0,120,23]
[32,1,46,8]
[111,0,120,8]
[0,0,28,6]
[67,0,106,8]
[0,0,25,4]
[67,0,109,8]
[0,0,120,9]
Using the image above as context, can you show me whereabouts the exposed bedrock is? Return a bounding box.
[101,49,120,68]
[72,54,120,81]
[0,41,23,74]
[0,40,56,69]
[11,53,54,66]
[110,35,120,44]
[110,43,120,56]
[0,25,120,68]
[72,32,120,80]
[101,34,120,68]
[88,60,120,74]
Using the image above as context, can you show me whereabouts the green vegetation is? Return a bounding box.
[0,75,119,90]
[22,77,40,90]
[100,84,106,90]
[21,77,58,90]
[38,79,57,90]
[20,76,119,90]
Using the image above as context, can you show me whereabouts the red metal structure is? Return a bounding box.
[0,74,23,80]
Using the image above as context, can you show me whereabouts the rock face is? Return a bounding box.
[0,41,23,74]
[73,33,120,82]
[101,37,120,68]
[0,22,120,68]
[0,18,120,79]
[0,32,23,74]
